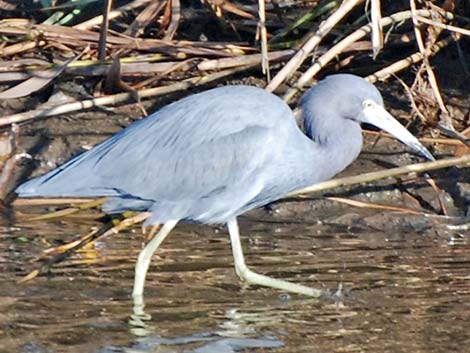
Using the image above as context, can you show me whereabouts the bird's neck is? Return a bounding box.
[300,116,363,186]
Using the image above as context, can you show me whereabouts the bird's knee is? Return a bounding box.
[234,263,250,280]
[235,263,259,285]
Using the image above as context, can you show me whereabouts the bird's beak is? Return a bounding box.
[362,102,435,161]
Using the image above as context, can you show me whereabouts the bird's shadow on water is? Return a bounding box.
[124,296,313,353]
[121,285,359,353]
[125,310,286,353]
[123,287,359,353]
[115,333,284,353]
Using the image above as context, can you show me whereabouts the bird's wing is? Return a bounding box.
[116,123,284,222]
[95,86,291,199]
[17,86,294,213]
[111,123,277,197]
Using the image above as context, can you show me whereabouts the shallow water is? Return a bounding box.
[1,205,470,353]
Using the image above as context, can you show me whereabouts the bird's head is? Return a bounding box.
[301,74,434,161]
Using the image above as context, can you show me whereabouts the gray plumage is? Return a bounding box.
[16,74,433,226]
[16,74,435,300]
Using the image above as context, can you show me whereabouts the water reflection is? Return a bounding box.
[100,333,283,353]
[1,210,470,352]
[126,308,287,352]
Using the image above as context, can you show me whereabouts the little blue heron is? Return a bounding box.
[16,74,434,301]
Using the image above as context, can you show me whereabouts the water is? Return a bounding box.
[1,205,470,353]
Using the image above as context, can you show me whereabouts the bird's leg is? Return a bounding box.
[133,220,178,303]
[227,218,323,298]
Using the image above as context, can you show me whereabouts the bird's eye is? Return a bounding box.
[363,100,374,109]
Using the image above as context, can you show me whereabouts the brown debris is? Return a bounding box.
[0,123,19,201]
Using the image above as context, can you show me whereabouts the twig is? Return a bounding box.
[163,0,181,41]
[74,0,152,30]
[409,0,449,123]
[0,124,19,200]
[395,74,429,126]
[99,0,113,61]
[282,8,455,102]
[197,49,294,71]
[424,175,447,215]
[367,36,454,83]
[265,0,364,93]
[365,129,470,146]
[0,19,248,58]
[18,211,151,283]
[436,123,470,146]
[370,0,384,58]
[269,1,340,44]
[27,198,106,221]
[0,48,86,99]
[287,154,470,197]
[126,0,166,37]
[257,0,270,81]
[18,223,112,283]
[415,15,470,37]
[326,196,426,216]
[13,198,96,206]
[0,66,251,127]
[132,58,195,89]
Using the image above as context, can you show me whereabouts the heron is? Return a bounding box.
[16,74,434,302]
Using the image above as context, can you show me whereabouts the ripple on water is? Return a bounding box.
[1,212,469,353]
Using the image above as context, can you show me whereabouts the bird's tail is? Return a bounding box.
[15,151,115,198]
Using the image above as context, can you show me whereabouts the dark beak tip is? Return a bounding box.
[421,149,435,161]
